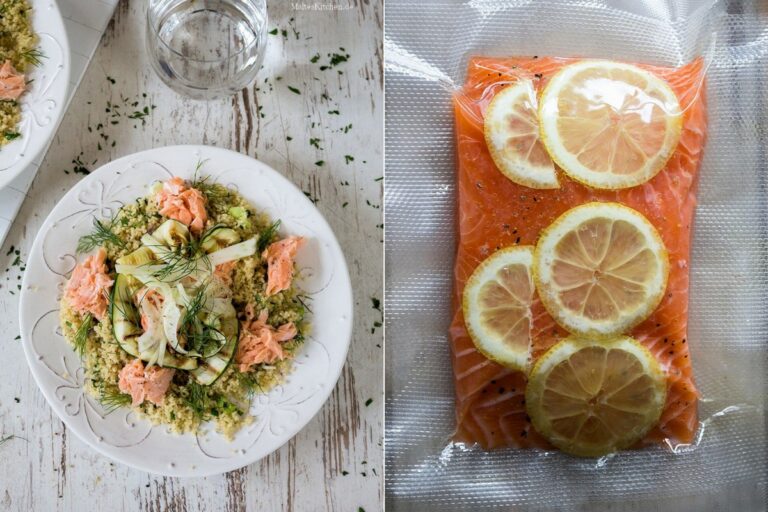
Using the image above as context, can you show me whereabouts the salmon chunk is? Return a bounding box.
[155,177,208,234]
[235,306,297,371]
[65,247,114,320]
[118,358,175,406]
[263,236,303,296]
[0,60,25,101]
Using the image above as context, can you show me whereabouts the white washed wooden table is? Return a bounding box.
[0,1,383,511]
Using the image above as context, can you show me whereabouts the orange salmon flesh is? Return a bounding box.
[450,56,706,450]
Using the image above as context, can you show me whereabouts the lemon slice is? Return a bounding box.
[539,60,682,189]
[463,246,535,370]
[526,335,667,457]
[533,202,668,337]
[484,80,558,189]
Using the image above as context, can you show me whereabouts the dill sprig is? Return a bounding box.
[190,161,232,204]
[19,47,45,67]
[178,284,226,356]
[96,382,132,414]
[0,435,16,447]
[73,313,93,357]
[77,218,126,253]
[291,293,312,326]
[191,177,228,204]
[180,285,208,328]
[147,238,208,282]
[111,285,141,325]
[192,158,208,176]
[236,371,265,398]
[257,220,281,253]
[184,380,209,419]
[188,320,225,357]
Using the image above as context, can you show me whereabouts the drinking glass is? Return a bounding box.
[146,0,268,100]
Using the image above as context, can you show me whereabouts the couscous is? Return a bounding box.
[59,173,309,438]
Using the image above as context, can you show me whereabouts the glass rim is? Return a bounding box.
[146,2,266,64]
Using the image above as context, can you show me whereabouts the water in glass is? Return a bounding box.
[146,0,267,100]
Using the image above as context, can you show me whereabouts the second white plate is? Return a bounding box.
[0,0,71,189]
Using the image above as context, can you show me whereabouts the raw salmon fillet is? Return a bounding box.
[450,56,706,450]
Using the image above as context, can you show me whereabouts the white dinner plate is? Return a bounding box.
[0,0,71,190]
[19,145,353,476]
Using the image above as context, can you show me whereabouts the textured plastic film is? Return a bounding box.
[385,1,767,510]
[451,55,705,452]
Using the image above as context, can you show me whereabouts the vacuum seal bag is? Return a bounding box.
[451,55,706,453]
[385,0,767,510]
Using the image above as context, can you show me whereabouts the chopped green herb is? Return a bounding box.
[288,17,300,39]
[344,155,354,164]
[319,51,350,71]
[315,160,325,167]
[268,28,278,35]
[69,152,91,175]
[4,131,21,141]
[365,398,373,407]
[287,86,301,95]
[127,105,154,125]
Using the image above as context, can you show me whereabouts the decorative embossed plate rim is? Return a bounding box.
[0,0,71,189]
[19,145,353,477]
